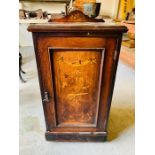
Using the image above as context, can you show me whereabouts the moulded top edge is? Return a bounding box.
[27,22,128,33]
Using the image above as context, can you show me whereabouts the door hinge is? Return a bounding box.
[42,91,49,103]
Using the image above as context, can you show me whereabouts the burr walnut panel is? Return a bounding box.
[50,49,104,127]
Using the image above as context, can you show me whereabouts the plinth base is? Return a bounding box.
[45,131,107,142]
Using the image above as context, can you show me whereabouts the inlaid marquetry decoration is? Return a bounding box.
[56,56,97,66]
[51,50,103,126]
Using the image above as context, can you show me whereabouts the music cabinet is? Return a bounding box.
[28,11,127,142]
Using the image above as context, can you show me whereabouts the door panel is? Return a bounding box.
[50,49,105,127]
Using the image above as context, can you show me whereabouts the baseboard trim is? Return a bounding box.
[45,131,107,142]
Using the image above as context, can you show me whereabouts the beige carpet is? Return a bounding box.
[19,46,135,155]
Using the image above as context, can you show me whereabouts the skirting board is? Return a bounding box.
[45,131,107,142]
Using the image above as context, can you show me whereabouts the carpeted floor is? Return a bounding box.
[19,46,135,155]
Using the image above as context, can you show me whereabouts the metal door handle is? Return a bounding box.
[43,91,49,103]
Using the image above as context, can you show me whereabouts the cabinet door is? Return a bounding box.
[35,36,117,132]
[51,49,104,127]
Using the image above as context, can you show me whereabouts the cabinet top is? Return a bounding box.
[28,10,128,34]
[28,22,128,34]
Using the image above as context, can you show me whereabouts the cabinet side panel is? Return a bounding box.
[97,38,118,130]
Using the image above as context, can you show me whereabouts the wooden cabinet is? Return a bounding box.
[28,11,127,142]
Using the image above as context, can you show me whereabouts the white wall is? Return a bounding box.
[97,0,119,18]
[19,1,119,17]
[19,1,119,47]
[19,23,33,47]
[19,2,66,13]
[19,2,66,47]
